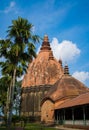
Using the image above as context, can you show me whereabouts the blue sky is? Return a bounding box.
[0,0,89,86]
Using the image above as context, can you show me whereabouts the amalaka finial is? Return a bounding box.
[43,35,49,42]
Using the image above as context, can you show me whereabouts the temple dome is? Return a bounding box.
[43,65,89,102]
[22,35,64,87]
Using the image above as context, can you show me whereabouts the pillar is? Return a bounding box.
[72,108,74,125]
[63,109,65,124]
[83,106,86,126]
[57,111,59,124]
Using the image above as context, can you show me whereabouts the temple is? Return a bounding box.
[21,35,63,120]
[21,35,89,129]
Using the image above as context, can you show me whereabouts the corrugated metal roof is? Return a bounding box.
[56,91,89,109]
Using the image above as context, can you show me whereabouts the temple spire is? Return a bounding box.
[40,35,51,51]
[49,51,54,60]
[64,64,69,75]
[43,35,49,42]
[59,59,62,67]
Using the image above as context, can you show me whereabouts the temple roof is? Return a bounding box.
[56,91,89,109]
[22,35,64,87]
[42,65,89,102]
[40,35,51,51]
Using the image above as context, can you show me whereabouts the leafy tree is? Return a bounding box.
[0,75,11,115]
[0,17,40,129]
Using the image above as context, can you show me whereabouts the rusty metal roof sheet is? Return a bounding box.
[56,91,89,109]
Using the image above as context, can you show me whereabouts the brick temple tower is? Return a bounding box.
[21,35,64,120]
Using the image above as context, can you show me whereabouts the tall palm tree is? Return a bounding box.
[0,57,27,126]
[0,17,40,128]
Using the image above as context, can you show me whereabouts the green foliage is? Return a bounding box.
[0,76,11,115]
[0,17,40,129]
[0,123,57,130]
[0,16,40,77]
[24,123,56,130]
[0,127,15,130]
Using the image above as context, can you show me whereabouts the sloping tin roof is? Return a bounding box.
[43,66,89,102]
[56,91,89,109]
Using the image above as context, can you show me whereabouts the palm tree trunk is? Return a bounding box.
[6,80,12,126]
[7,68,16,129]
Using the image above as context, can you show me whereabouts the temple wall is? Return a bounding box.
[21,85,52,119]
[41,99,54,123]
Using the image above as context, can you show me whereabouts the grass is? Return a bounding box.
[24,123,57,130]
[0,123,57,130]
[0,126,15,130]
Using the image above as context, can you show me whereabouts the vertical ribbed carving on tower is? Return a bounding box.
[21,35,64,121]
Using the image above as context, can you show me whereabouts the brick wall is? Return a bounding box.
[41,99,54,123]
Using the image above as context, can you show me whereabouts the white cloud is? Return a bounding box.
[4,1,16,13]
[17,75,24,81]
[10,1,16,8]
[0,1,17,14]
[50,38,81,63]
[72,71,89,83]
